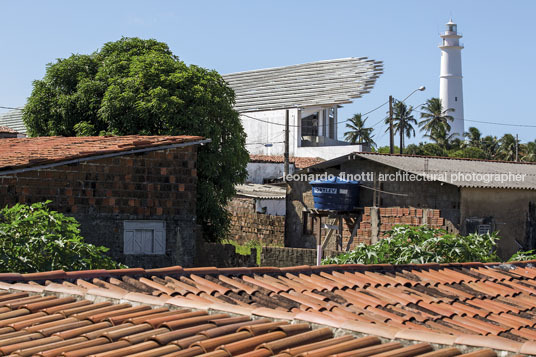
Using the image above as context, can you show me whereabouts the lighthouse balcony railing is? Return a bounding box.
[439,41,464,47]
[439,31,463,37]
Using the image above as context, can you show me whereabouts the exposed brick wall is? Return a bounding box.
[195,242,257,267]
[260,246,339,267]
[227,197,284,246]
[316,206,447,251]
[286,157,460,248]
[0,146,198,268]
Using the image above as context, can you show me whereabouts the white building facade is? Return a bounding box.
[439,19,465,137]
[223,58,383,161]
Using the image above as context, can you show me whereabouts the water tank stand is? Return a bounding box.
[307,208,363,265]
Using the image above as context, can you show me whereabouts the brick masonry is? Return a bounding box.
[260,246,340,267]
[286,157,459,249]
[227,197,285,246]
[195,242,257,267]
[0,146,198,268]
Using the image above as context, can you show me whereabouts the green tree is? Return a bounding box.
[344,114,375,147]
[481,135,499,160]
[23,37,249,240]
[419,98,454,138]
[498,134,519,161]
[464,127,482,148]
[521,140,536,162]
[450,146,487,159]
[385,101,417,154]
[425,125,457,150]
[0,201,123,273]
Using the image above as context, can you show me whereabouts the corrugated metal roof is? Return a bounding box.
[354,153,536,190]
[236,183,286,199]
[0,109,25,134]
[222,57,383,113]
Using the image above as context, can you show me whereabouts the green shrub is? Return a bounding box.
[508,250,536,262]
[0,201,124,273]
[322,225,501,265]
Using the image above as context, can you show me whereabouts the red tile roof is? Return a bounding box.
[0,135,205,171]
[0,125,17,134]
[2,261,536,353]
[0,291,482,357]
[249,155,324,169]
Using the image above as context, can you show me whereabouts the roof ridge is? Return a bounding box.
[1,260,535,283]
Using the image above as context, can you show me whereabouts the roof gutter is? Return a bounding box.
[0,138,211,176]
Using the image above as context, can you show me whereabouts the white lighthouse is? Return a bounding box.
[439,19,464,137]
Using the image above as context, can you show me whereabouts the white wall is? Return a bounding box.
[246,162,295,183]
[256,198,286,216]
[241,109,299,156]
[295,144,367,160]
[241,107,364,160]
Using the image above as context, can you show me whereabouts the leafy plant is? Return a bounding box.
[23,37,249,241]
[0,201,124,273]
[323,225,500,265]
[508,250,536,262]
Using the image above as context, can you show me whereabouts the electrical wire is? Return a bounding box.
[413,109,536,129]
[241,100,390,128]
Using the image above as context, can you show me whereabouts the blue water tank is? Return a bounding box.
[309,177,360,211]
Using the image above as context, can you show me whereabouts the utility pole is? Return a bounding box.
[284,109,290,177]
[389,95,394,154]
[516,134,519,162]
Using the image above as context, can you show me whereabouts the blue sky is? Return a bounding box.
[1,0,535,145]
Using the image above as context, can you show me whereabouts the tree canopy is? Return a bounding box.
[23,37,249,240]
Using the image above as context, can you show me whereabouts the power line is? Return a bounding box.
[241,100,390,128]
[464,119,536,128]
[413,109,536,129]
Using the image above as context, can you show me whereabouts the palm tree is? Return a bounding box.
[385,101,417,154]
[425,125,457,150]
[498,134,519,161]
[344,114,376,147]
[464,127,482,148]
[481,135,499,160]
[419,98,454,138]
[522,140,536,162]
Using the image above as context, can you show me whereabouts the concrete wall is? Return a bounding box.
[227,197,285,246]
[241,107,366,160]
[246,162,295,184]
[0,146,198,268]
[460,188,536,259]
[241,109,299,156]
[256,198,285,216]
[286,157,460,248]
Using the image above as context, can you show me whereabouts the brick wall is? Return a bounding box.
[195,242,257,267]
[315,206,447,251]
[227,197,285,246]
[0,146,198,268]
[286,157,460,248]
[260,246,340,267]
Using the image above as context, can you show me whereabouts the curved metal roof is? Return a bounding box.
[222,57,383,113]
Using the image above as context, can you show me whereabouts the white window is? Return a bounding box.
[124,221,166,254]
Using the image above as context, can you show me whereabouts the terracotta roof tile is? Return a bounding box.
[2,262,536,354]
[0,135,204,172]
[249,155,324,169]
[0,286,498,357]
